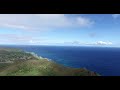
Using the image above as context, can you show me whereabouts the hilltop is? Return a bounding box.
[0,48,100,76]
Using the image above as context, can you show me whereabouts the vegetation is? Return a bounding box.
[0,48,100,76]
[0,48,39,63]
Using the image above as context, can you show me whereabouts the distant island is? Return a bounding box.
[0,48,100,76]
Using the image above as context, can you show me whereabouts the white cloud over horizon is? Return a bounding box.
[95,41,112,45]
[63,41,113,46]
[0,32,113,46]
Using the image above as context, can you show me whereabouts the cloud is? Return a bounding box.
[95,41,112,45]
[72,41,80,44]
[29,40,42,44]
[0,34,47,45]
[0,33,112,46]
[0,34,32,44]
[83,41,112,46]
[76,17,94,27]
[0,14,94,31]
[0,14,95,45]
[63,41,112,46]
[112,14,120,19]
[0,34,32,40]
[63,41,80,45]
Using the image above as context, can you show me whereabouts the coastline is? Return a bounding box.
[0,48,100,76]
[26,51,51,61]
[25,51,100,75]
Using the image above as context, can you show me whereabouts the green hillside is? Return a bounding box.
[0,48,100,76]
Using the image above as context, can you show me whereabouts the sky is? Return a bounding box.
[0,14,120,47]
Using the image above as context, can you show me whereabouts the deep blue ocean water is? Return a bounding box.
[1,45,120,76]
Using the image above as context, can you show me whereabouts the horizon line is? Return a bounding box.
[0,44,120,48]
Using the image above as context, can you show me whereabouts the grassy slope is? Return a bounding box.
[0,48,100,76]
[0,59,99,76]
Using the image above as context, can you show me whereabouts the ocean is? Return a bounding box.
[1,45,120,76]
